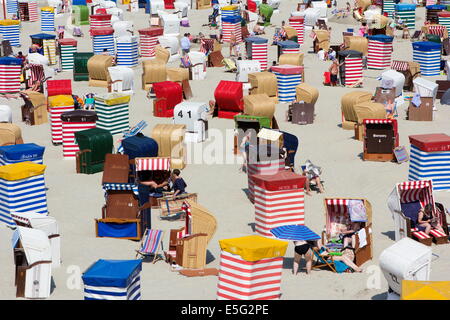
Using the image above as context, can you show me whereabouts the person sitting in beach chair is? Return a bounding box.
[418,204,446,236]
[338,221,362,248]
[384,98,398,119]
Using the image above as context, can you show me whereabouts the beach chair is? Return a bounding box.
[311,248,337,272]
[400,201,434,246]
[222,58,237,72]
[57,26,65,40]
[297,3,308,11]
[317,19,328,30]
[157,193,198,219]
[410,30,422,42]
[165,201,217,269]
[311,248,351,273]
[2,40,12,57]
[135,229,165,263]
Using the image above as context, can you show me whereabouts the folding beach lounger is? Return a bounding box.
[311,248,351,273]
[136,229,165,263]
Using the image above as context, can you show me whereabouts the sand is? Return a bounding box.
[0,0,449,300]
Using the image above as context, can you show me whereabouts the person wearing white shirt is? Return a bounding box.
[180,33,191,56]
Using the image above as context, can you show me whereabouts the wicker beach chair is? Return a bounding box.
[165,201,217,269]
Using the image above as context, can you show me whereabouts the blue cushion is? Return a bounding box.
[401,201,421,227]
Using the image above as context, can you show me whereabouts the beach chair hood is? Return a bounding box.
[379,238,432,296]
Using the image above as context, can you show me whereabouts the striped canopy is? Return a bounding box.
[270,225,321,241]
[102,183,138,196]
[135,157,170,171]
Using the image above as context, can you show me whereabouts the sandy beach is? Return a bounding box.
[0,0,449,300]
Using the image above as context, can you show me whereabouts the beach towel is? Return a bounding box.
[411,93,421,107]
[357,228,367,248]
[348,199,367,222]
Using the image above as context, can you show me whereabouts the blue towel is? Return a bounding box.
[334,261,350,273]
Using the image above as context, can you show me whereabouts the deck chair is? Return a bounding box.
[311,248,352,273]
[135,229,165,263]
[297,3,308,11]
[410,30,422,42]
[311,248,337,272]
[117,120,148,153]
[57,26,65,40]
[222,58,237,72]
[2,40,12,57]
[317,19,328,30]
[158,193,198,219]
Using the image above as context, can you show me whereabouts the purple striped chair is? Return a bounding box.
[136,229,165,263]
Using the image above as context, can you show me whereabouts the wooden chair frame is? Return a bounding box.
[135,229,165,263]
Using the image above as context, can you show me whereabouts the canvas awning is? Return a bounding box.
[135,157,171,171]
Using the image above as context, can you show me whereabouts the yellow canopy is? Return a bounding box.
[0,19,20,25]
[41,6,55,12]
[48,95,75,108]
[402,281,450,300]
[219,235,288,261]
[0,162,46,181]
[221,5,238,10]
[94,93,131,106]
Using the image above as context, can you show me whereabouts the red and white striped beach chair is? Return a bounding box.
[391,180,449,246]
[165,202,192,264]
[136,229,165,263]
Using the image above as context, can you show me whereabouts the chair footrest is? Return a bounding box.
[429,229,446,238]
[429,229,449,244]
[411,230,433,246]
[411,230,431,240]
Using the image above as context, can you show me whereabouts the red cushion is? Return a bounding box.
[412,231,431,240]
[429,229,447,238]
[168,250,177,257]
[218,110,240,119]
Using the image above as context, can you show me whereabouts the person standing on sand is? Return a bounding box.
[329,58,342,86]
[229,33,238,56]
[181,33,191,56]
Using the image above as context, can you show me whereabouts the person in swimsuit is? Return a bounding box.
[320,243,363,272]
[229,33,238,57]
[329,58,343,87]
[338,221,361,248]
[293,240,314,275]
[239,131,252,172]
[418,204,445,235]
[384,99,395,117]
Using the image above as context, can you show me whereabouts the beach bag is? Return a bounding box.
[73,26,83,37]
[181,18,189,27]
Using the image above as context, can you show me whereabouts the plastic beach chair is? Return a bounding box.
[136,229,165,263]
